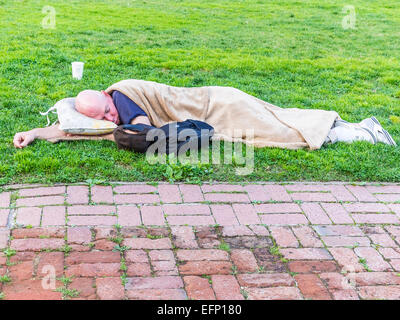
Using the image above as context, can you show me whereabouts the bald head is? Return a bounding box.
[75,90,106,119]
[75,89,120,124]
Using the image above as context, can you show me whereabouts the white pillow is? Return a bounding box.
[53,97,117,135]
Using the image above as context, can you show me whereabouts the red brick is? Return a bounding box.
[94,239,116,251]
[152,260,177,272]
[91,185,113,204]
[245,287,302,300]
[288,261,338,274]
[350,272,400,286]
[322,236,370,247]
[248,225,270,236]
[126,276,183,289]
[93,227,117,240]
[117,205,141,226]
[9,260,34,281]
[211,275,244,300]
[264,185,292,202]
[291,192,336,202]
[244,185,271,202]
[171,226,198,248]
[352,214,399,224]
[202,184,244,193]
[327,185,356,202]
[222,225,253,237]
[42,206,66,226]
[179,261,232,275]
[114,184,157,194]
[285,184,330,192]
[65,263,121,277]
[204,193,249,203]
[344,203,390,213]
[301,203,331,224]
[114,194,159,204]
[346,185,377,202]
[19,186,65,197]
[67,205,116,215]
[126,263,152,277]
[158,184,182,203]
[358,286,400,300]
[126,288,187,300]
[66,251,120,265]
[163,204,210,216]
[2,279,62,300]
[231,249,259,273]
[270,226,298,248]
[280,248,333,260]
[292,226,323,248]
[10,238,64,251]
[0,209,9,227]
[96,277,125,300]
[232,204,261,225]
[390,260,400,271]
[255,203,301,214]
[313,225,363,236]
[375,194,400,202]
[179,184,204,202]
[379,248,400,260]
[126,250,148,263]
[366,185,400,194]
[183,276,215,300]
[68,215,117,226]
[9,252,35,263]
[140,205,165,226]
[319,272,353,290]
[66,186,89,204]
[15,207,41,226]
[177,249,229,261]
[390,204,400,215]
[123,238,172,250]
[237,273,294,287]
[209,205,239,226]
[69,277,96,299]
[0,192,11,208]
[295,274,331,300]
[260,214,308,225]
[369,233,397,247]
[37,252,64,278]
[320,203,353,224]
[331,289,359,300]
[167,215,215,226]
[16,196,64,207]
[149,250,174,261]
[328,248,364,273]
[0,229,9,249]
[11,227,65,239]
[67,227,92,244]
[354,247,392,271]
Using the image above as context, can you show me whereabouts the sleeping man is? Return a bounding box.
[13,79,397,149]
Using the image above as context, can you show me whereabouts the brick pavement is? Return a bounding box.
[1,182,400,300]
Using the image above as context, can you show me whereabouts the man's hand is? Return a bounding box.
[13,131,36,149]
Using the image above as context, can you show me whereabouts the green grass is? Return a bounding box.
[1,0,400,184]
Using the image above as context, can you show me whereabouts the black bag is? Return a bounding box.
[113,119,214,155]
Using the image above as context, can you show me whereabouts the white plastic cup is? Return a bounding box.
[71,61,84,80]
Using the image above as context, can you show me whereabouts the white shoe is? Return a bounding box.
[359,117,397,146]
[330,119,376,144]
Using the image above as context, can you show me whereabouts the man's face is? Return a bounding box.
[76,90,120,125]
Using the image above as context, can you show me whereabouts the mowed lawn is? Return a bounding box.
[0,0,400,185]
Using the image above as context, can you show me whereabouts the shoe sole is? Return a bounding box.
[370,117,397,146]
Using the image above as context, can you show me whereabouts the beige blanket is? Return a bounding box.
[105,79,339,150]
